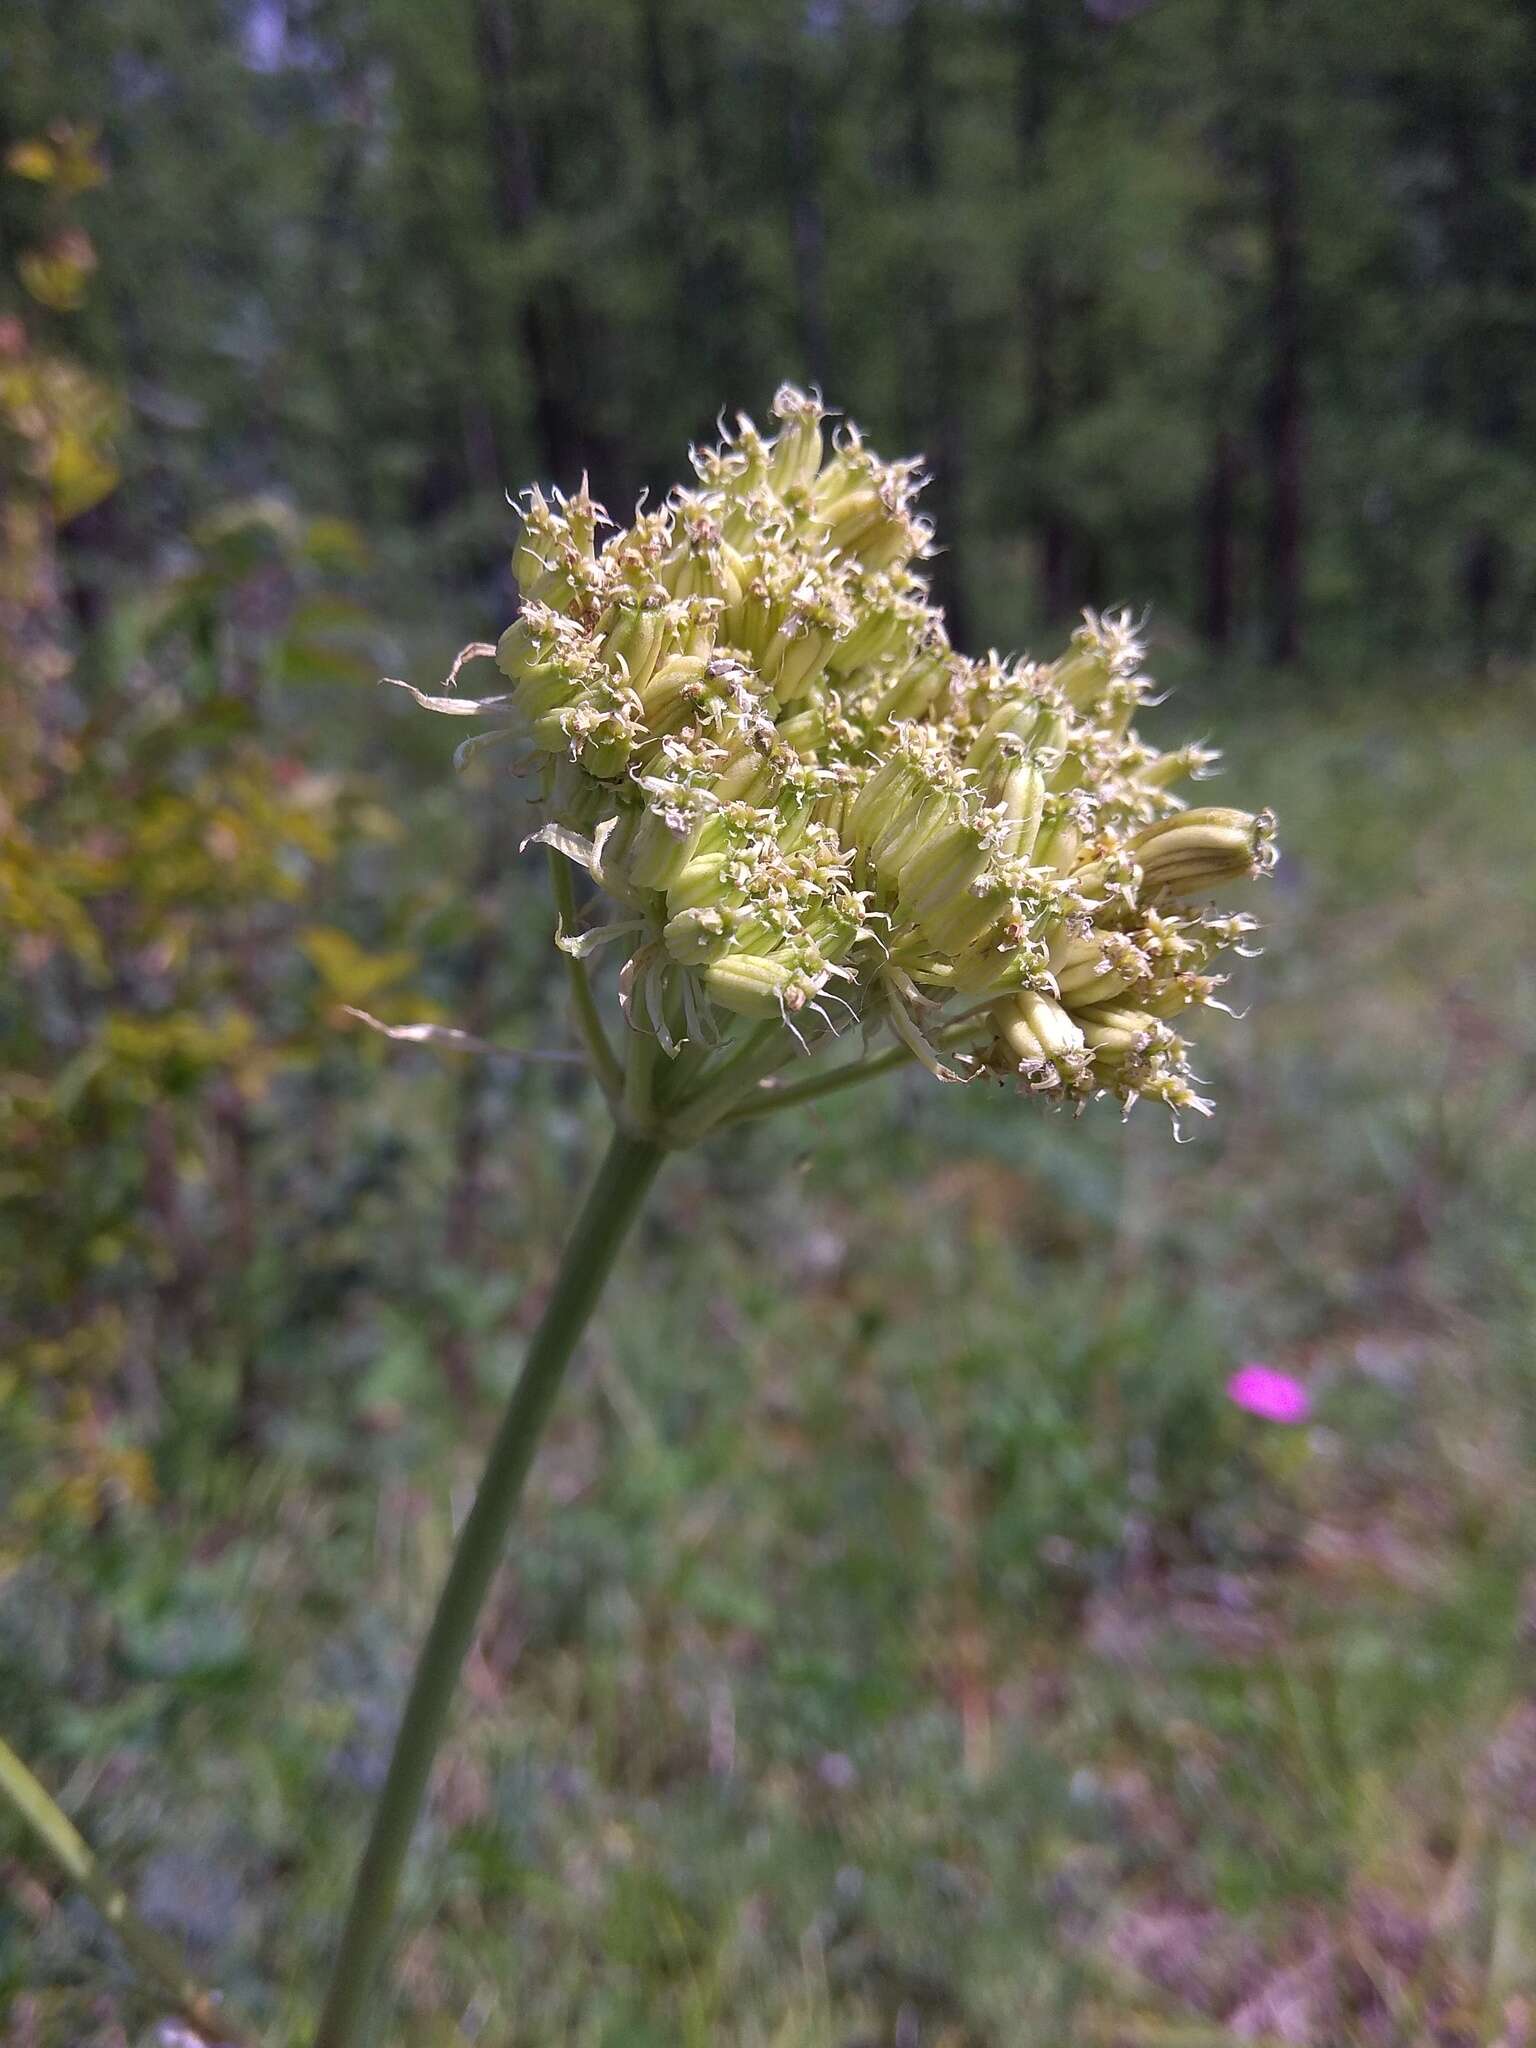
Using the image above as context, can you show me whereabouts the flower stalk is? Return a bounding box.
[314,1123,664,2048]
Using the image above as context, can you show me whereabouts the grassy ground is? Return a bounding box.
[4,677,1536,2047]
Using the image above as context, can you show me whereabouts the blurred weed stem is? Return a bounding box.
[0,1732,254,2044]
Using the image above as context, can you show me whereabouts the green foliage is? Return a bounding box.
[0,141,411,1553]
[5,0,1536,657]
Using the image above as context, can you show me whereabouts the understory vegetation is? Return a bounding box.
[6,648,1534,2044]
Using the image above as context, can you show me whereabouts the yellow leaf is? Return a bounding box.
[48,425,119,522]
[300,925,419,1004]
[18,235,97,314]
[6,126,104,196]
[300,516,369,572]
[5,140,57,183]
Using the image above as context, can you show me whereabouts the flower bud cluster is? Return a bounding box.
[401,387,1275,1127]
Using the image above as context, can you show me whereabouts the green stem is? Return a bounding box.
[0,1733,254,2045]
[721,1039,914,1123]
[622,1010,661,1132]
[547,849,625,1106]
[661,1020,796,1145]
[314,1126,665,2048]
[714,1007,995,1127]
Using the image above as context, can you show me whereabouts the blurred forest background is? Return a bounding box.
[4,2,1536,2044]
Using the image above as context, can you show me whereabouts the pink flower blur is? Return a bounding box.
[1226,1364,1311,1425]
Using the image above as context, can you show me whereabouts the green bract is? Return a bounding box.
[396,387,1276,1133]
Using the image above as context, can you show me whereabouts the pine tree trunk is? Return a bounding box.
[1202,423,1238,649]
[902,0,969,642]
[476,0,609,484]
[1014,0,1073,627]
[1260,9,1305,667]
[783,14,829,386]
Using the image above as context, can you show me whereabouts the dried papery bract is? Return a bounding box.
[397,385,1276,1137]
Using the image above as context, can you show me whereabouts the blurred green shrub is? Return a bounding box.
[0,135,415,1557]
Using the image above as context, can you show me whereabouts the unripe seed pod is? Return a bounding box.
[731,582,783,662]
[966,699,1043,778]
[993,990,1086,1066]
[561,482,603,559]
[1032,815,1081,877]
[1132,806,1260,848]
[767,386,825,494]
[767,625,837,704]
[1047,929,1106,978]
[777,701,828,756]
[869,649,951,724]
[828,602,910,677]
[856,512,922,573]
[710,747,774,804]
[896,821,989,925]
[868,788,949,884]
[529,707,572,754]
[1079,1007,1167,1067]
[704,950,797,1018]
[1140,843,1254,893]
[639,653,710,726]
[662,905,729,966]
[992,759,1045,861]
[657,539,704,599]
[921,881,1011,957]
[496,617,542,679]
[1059,966,1135,1008]
[667,851,738,916]
[512,489,566,602]
[1075,1003,1161,1037]
[1142,972,1218,1018]
[812,782,851,841]
[1133,809,1271,893]
[580,735,631,780]
[626,807,703,893]
[1052,628,1116,712]
[512,651,577,716]
[844,755,916,853]
[822,487,885,552]
[706,542,748,611]
[1138,742,1220,791]
[600,600,666,696]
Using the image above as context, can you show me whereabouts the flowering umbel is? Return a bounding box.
[393,387,1275,1136]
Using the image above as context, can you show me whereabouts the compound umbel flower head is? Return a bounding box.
[391,387,1276,1140]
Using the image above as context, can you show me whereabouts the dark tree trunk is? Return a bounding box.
[637,0,740,418]
[1014,0,1074,627]
[901,0,969,643]
[783,18,830,387]
[1201,423,1239,648]
[1463,524,1499,674]
[673,8,757,414]
[475,0,611,486]
[1260,16,1305,667]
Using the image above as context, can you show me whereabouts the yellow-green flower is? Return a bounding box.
[394,387,1276,1133]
